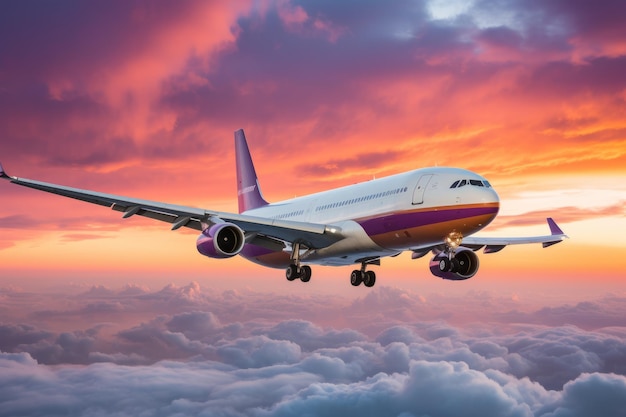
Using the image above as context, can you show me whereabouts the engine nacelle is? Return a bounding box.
[196,223,246,259]
[429,247,479,280]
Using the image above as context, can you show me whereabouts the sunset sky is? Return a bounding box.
[1,1,626,415]
[1,0,625,295]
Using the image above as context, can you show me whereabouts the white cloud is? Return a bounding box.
[1,284,626,416]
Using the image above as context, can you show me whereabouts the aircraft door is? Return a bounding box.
[305,199,317,221]
[412,174,433,204]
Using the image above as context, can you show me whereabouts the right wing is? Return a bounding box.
[410,217,568,259]
[0,163,345,250]
[462,218,568,253]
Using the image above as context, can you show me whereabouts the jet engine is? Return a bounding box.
[429,247,479,280]
[196,223,246,258]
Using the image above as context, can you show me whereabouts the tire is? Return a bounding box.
[438,257,451,272]
[286,264,300,281]
[300,265,312,282]
[350,270,363,286]
[364,271,376,287]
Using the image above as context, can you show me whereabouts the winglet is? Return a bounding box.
[547,217,564,236]
[0,162,9,179]
[543,218,567,248]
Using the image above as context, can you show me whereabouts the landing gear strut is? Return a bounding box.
[439,231,464,273]
[285,242,312,283]
[350,262,376,287]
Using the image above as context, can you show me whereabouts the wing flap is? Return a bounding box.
[110,203,203,231]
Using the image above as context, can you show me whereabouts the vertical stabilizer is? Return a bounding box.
[235,129,269,213]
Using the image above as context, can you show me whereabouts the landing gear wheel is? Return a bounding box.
[300,265,312,282]
[286,264,300,281]
[363,271,376,287]
[350,270,363,286]
[438,257,452,272]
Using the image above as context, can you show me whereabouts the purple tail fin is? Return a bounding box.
[235,129,269,213]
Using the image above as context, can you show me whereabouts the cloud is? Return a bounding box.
[1,0,624,190]
[260,320,366,351]
[1,283,626,415]
[216,335,302,368]
[0,324,53,352]
[482,201,626,231]
[166,311,221,339]
[265,361,541,417]
[551,372,626,417]
[296,150,405,180]
[1,350,625,417]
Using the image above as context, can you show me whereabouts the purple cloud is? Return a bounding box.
[2,283,626,415]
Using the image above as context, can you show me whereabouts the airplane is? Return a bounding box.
[0,129,567,287]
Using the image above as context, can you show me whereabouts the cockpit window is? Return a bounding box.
[450,179,491,189]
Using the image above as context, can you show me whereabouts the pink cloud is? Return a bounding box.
[1,284,626,415]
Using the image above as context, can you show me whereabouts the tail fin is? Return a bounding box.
[235,129,269,213]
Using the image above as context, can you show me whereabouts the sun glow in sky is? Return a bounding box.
[0,0,625,296]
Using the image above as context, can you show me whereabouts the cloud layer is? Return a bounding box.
[1,283,626,416]
[1,0,625,281]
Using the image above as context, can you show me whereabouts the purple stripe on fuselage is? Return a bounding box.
[357,206,499,236]
[241,244,275,258]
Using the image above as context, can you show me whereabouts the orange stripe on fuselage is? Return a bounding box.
[366,213,497,250]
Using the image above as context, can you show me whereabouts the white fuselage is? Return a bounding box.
[240,167,500,268]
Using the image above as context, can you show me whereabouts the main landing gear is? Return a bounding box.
[285,242,312,283]
[350,263,376,287]
[284,243,378,287]
[286,263,376,287]
[285,263,312,282]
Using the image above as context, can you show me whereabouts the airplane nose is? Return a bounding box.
[491,188,500,204]
[480,185,499,203]
[486,188,500,218]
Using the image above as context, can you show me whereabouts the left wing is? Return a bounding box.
[0,163,344,249]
